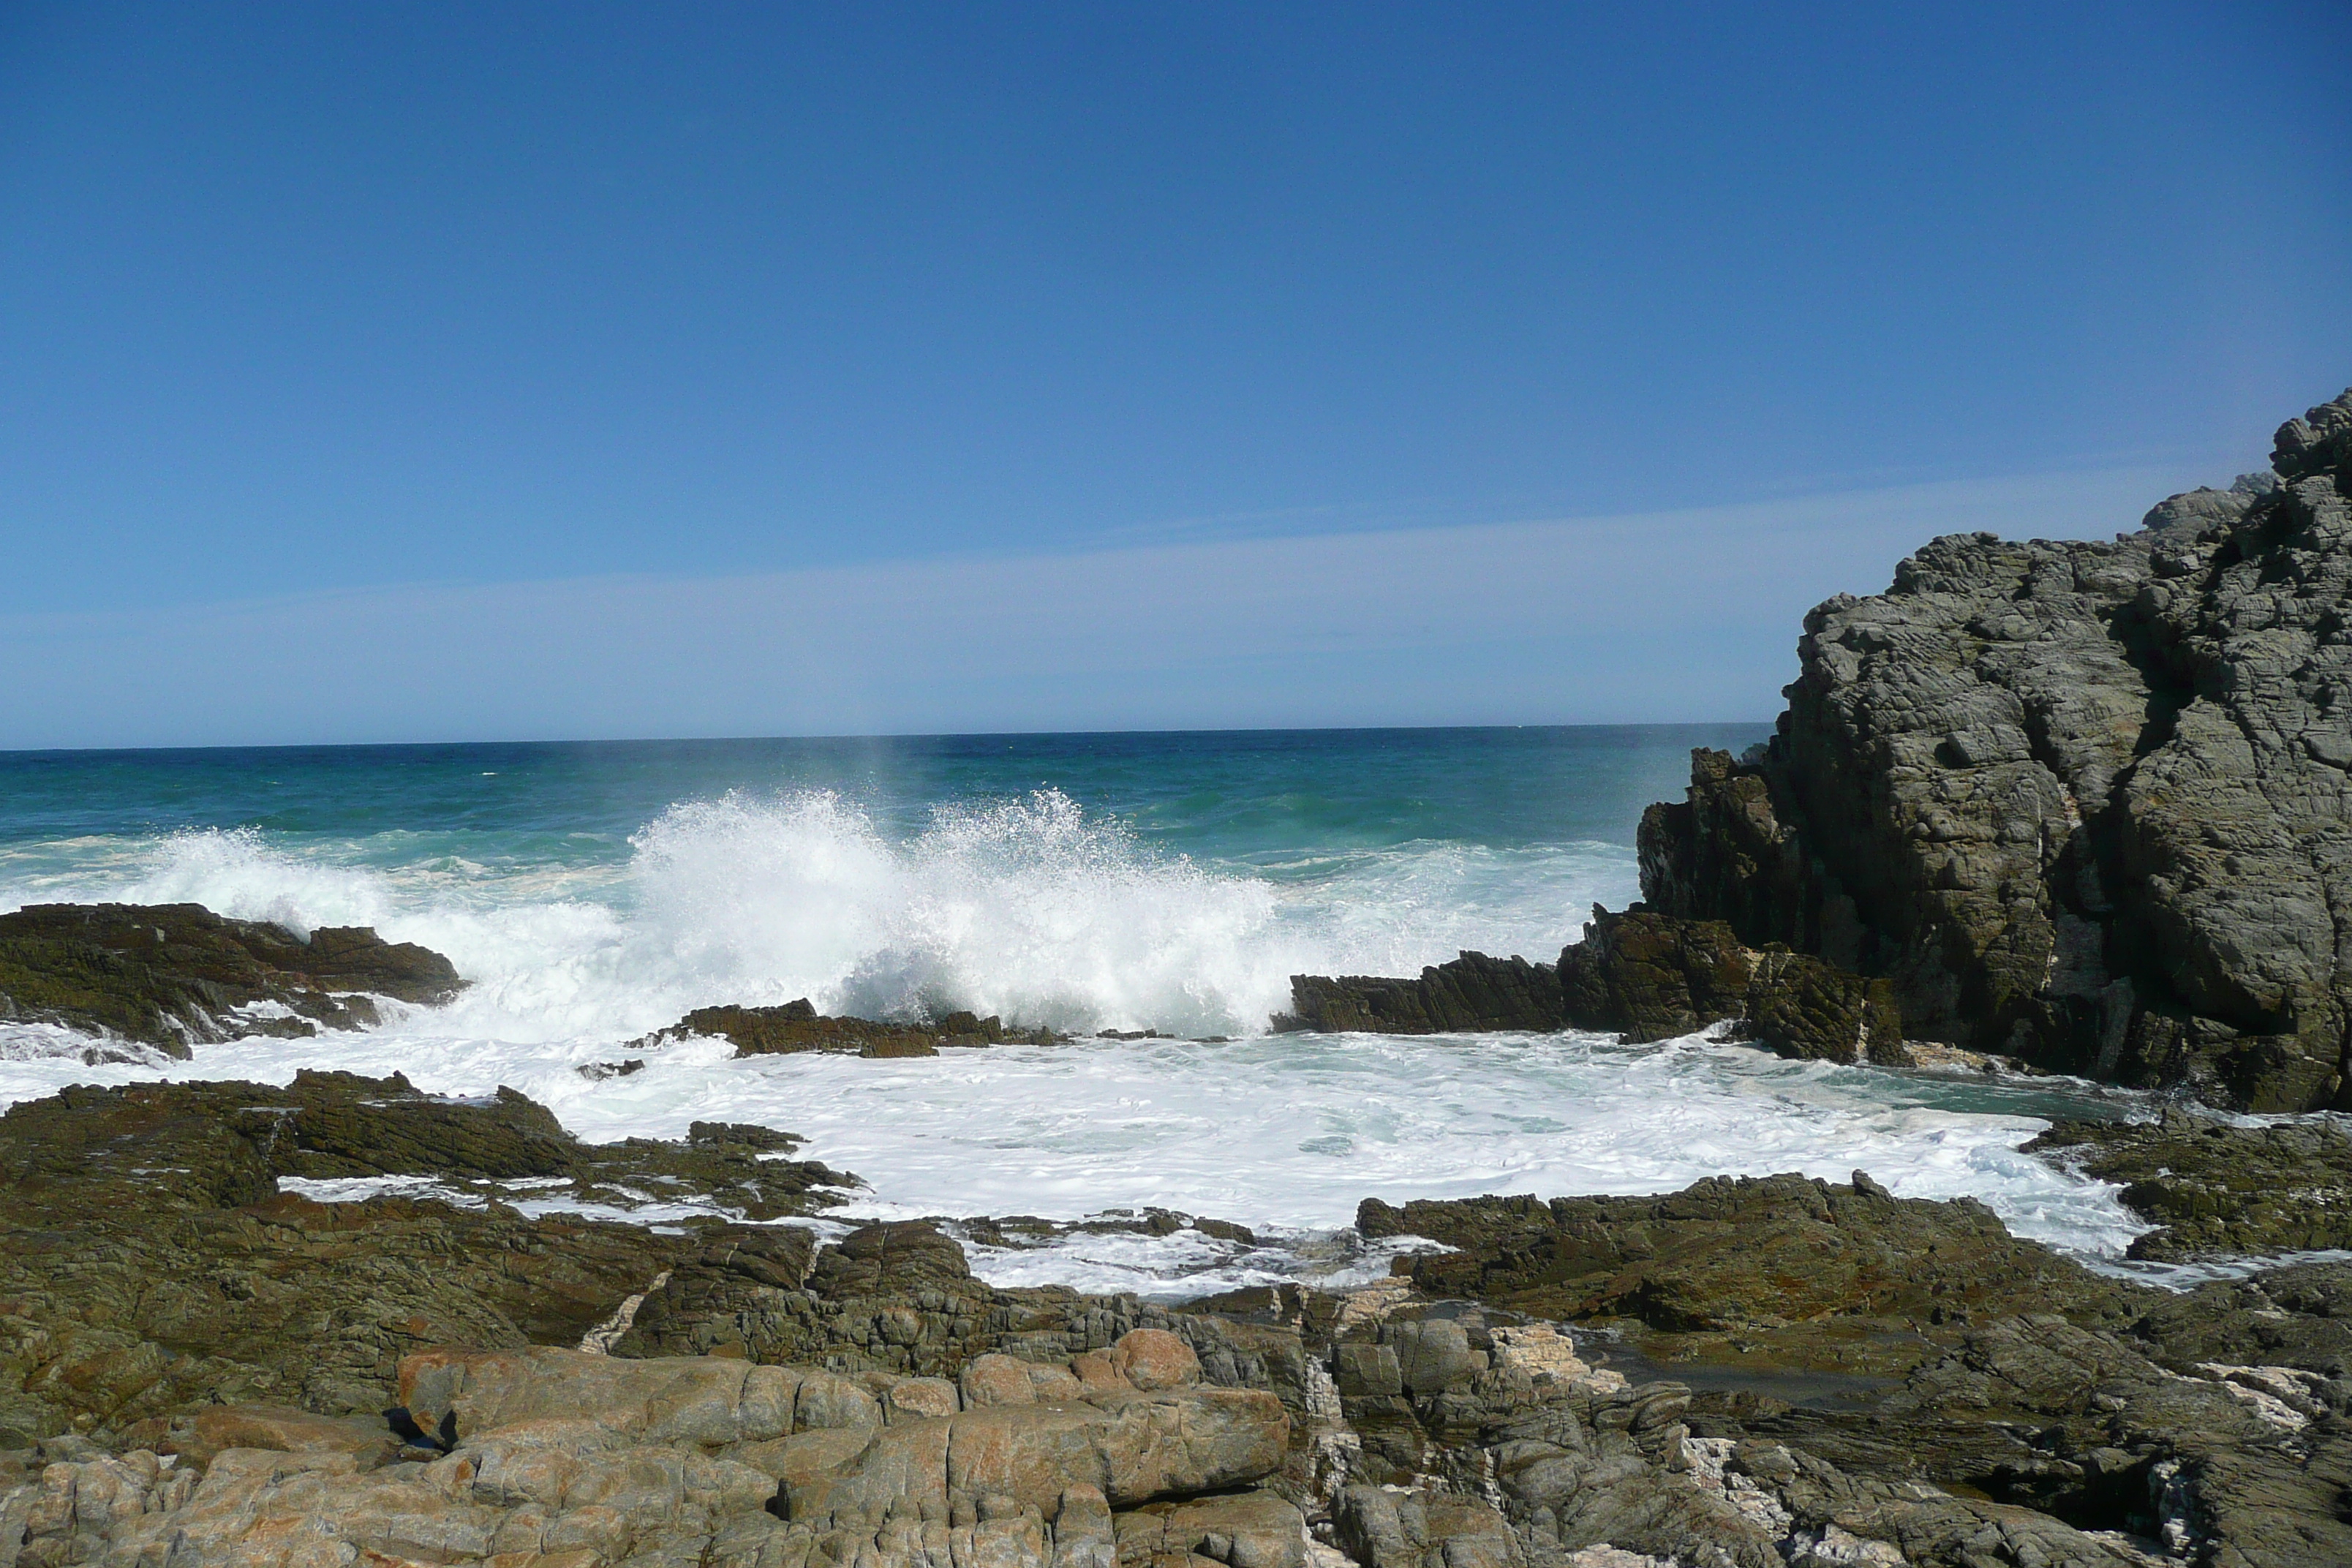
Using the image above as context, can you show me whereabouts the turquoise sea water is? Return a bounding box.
[0,725,2164,1293]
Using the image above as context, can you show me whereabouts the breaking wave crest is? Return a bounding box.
[19,788,1629,1041]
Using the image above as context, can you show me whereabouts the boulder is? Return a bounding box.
[1114,1490,1306,1568]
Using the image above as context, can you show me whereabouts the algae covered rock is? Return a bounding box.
[0,1071,849,1447]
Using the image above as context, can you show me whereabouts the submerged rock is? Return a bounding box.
[1640,388,2352,1109]
[0,900,463,1056]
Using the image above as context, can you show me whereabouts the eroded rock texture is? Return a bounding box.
[1640,388,2352,1109]
[0,902,463,1058]
[0,1073,848,1449]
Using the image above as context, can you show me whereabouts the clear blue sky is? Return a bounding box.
[2,2,2347,745]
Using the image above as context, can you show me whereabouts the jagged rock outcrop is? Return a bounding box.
[1640,388,2352,1110]
[1278,932,1899,1063]
[0,902,463,1057]
[1275,953,1564,1036]
[1558,908,1904,1062]
[639,998,1060,1058]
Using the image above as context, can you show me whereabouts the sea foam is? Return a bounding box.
[15,788,1629,1042]
[0,785,2156,1298]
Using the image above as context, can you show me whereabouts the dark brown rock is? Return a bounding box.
[0,902,462,1056]
[1357,1174,2144,1379]
[641,997,1060,1057]
[2027,1109,2352,1260]
[1273,951,1564,1035]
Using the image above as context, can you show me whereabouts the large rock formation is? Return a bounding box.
[1640,388,2352,1110]
[0,902,462,1057]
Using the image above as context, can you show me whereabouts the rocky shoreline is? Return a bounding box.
[11,387,2352,1565]
[9,1059,2352,1567]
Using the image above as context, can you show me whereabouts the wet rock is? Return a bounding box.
[1286,913,1899,1063]
[1635,389,2352,1109]
[1555,908,1750,1043]
[641,998,1061,1058]
[2026,1109,2352,1259]
[0,901,462,1056]
[1274,953,1564,1035]
[1556,908,1902,1061]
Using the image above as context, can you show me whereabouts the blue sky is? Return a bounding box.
[2,2,2347,745]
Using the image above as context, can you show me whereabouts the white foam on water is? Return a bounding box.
[0,788,2166,1297]
[0,791,1629,1043]
[0,1022,2154,1294]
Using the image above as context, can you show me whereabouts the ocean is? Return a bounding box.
[0,725,2157,1295]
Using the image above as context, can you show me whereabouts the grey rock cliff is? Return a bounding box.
[1641,388,2352,1109]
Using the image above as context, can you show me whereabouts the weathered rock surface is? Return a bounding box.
[640,998,1061,1058]
[0,1072,848,1449]
[0,902,462,1057]
[1359,1174,2143,1379]
[2026,1109,2352,1260]
[1640,388,2352,1110]
[17,1192,2352,1566]
[1348,1176,2352,1564]
[0,1334,1297,1568]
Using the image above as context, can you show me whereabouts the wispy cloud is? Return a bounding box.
[0,464,2197,748]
